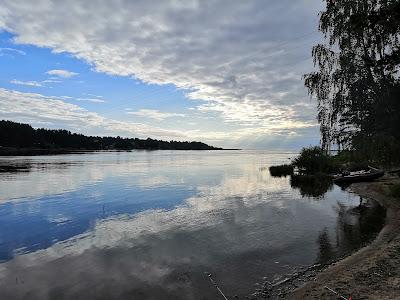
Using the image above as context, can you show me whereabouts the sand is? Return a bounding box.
[289,174,400,299]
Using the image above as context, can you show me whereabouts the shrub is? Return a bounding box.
[352,133,400,167]
[292,146,338,175]
[390,183,400,198]
[269,164,294,177]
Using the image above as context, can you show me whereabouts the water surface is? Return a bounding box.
[0,151,385,299]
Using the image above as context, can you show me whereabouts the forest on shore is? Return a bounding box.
[304,0,400,165]
[269,0,400,193]
[0,120,222,152]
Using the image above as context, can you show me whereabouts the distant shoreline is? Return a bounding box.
[0,120,225,153]
[0,147,241,156]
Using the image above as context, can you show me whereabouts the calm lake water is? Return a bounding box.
[0,151,385,299]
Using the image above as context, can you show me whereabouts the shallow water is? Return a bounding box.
[0,151,385,299]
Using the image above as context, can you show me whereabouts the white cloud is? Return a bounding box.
[46,69,78,78]
[0,1,323,145]
[42,79,62,84]
[10,79,43,87]
[0,86,318,149]
[1,87,278,148]
[83,93,103,98]
[0,47,26,56]
[127,109,185,121]
[10,78,63,87]
[0,88,104,126]
[75,97,106,103]
[0,88,193,140]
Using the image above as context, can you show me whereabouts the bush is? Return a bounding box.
[292,146,338,175]
[269,164,294,177]
[352,133,400,167]
[390,183,400,198]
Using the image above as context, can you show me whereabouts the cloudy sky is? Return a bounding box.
[0,0,324,149]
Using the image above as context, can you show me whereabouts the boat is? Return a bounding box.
[333,167,384,184]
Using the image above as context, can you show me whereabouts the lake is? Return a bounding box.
[0,151,385,299]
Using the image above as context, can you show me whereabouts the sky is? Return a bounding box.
[0,0,325,150]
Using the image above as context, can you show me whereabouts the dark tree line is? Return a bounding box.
[0,120,222,150]
[305,0,400,164]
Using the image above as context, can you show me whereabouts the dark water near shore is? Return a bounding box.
[0,151,385,299]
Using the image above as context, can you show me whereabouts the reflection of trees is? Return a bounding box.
[0,162,32,174]
[334,202,362,254]
[290,175,333,198]
[0,161,78,175]
[317,228,334,264]
[316,199,385,264]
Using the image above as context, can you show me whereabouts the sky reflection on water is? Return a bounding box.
[0,151,385,299]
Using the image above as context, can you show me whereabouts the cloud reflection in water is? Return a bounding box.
[0,151,384,299]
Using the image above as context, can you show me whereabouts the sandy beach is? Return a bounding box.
[289,174,400,299]
[251,173,400,299]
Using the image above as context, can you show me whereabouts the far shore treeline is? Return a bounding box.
[0,120,222,152]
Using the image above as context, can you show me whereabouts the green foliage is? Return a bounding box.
[292,146,337,175]
[304,0,400,163]
[0,120,35,147]
[0,120,221,151]
[389,183,400,198]
[331,150,353,164]
[331,151,369,171]
[269,164,294,177]
[352,132,400,166]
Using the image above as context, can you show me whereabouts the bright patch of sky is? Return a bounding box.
[0,0,324,149]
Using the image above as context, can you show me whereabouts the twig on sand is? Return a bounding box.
[324,286,348,300]
[206,273,229,300]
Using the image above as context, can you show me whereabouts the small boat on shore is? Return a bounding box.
[333,167,384,184]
